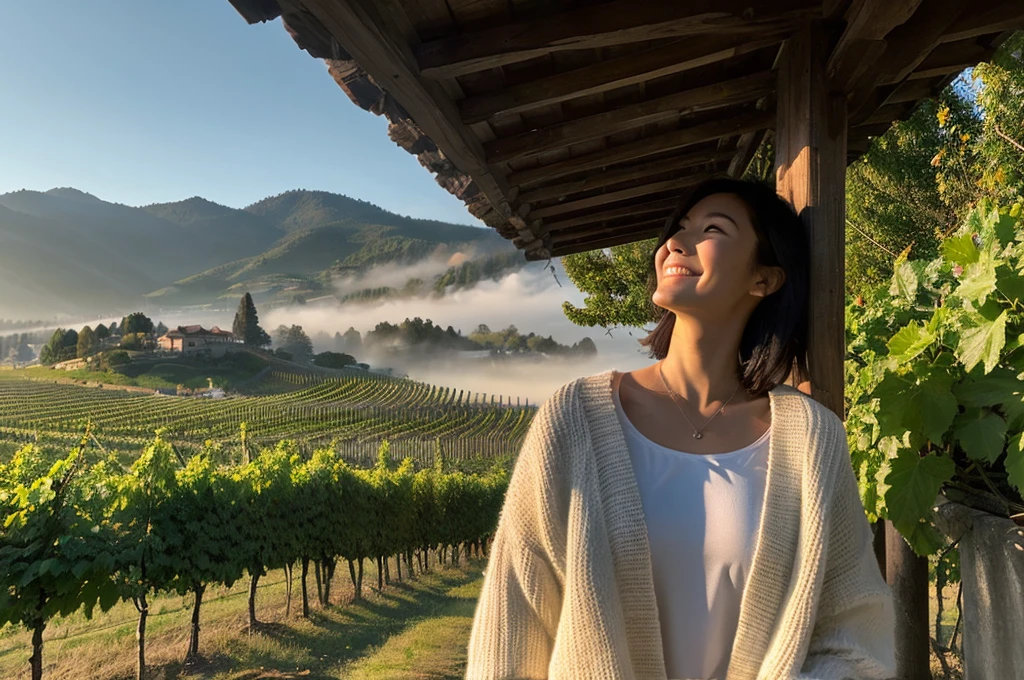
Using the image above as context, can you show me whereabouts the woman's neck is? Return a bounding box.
[660,312,746,411]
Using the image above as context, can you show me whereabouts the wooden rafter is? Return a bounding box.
[458,33,787,124]
[518,149,732,204]
[728,129,769,178]
[549,226,664,255]
[539,197,681,235]
[941,2,1024,43]
[545,218,668,245]
[531,174,707,219]
[484,72,775,164]
[416,0,818,79]
[293,0,534,242]
[908,38,993,80]
[509,110,773,188]
[826,0,921,93]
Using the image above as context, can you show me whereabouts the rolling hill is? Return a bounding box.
[0,187,520,317]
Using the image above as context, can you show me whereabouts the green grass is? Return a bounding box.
[0,558,485,680]
[10,352,269,390]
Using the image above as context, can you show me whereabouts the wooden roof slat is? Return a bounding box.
[941,2,1024,43]
[530,174,707,219]
[544,216,669,244]
[908,38,996,80]
[539,197,681,234]
[484,72,775,163]
[518,148,733,204]
[415,0,820,79]
[549,218,666,246]
[826,0,921,92]
[509,110,772,187]
[874,0,972,86]
[459,32,787,124]
[728,128,769,178]
[549,225,664,254]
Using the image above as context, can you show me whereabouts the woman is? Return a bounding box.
[465,178,896,680]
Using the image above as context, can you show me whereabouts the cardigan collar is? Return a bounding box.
[578,370,811,680]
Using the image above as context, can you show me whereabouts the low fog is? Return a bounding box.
[264,259,655,405]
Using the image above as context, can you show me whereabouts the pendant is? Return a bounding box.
[693,432,703,439]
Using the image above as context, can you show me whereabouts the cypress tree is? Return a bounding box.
[233,292,271,347]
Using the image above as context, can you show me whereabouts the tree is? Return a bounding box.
[232,293,271,348]
[273,325,314,363]
[95,324,110,340]
[120,313,154,337]
[313,351,357,369]
[573,337,598,356]
[154,321,169,336]
[40,328,78,365]
[6,342,33,365]
[76,326,98,358]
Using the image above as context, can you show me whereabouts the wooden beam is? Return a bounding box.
[885,76,944,103]
[906,38,992,81]
[940,2,1024,43]
[549,226,664,256]
[826,0,921,92]
[509,110,773,188]
[295,0,526,237]
[531,175,706,219]
[773,23,847,419]
[539,197,681,233]
[874,0,971,86]
[728,129,769,178]
[484,72,774,163]
[549,218,665,246]
[459,33,786,124]
[416,0,818,79]
[519,149,732,204]
[847,0,969,122]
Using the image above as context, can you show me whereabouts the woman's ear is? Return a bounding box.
[751,265,786,298]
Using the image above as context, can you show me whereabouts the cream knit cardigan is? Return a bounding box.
[465,370,896,680]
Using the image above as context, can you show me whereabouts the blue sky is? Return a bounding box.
[0,1,482,225]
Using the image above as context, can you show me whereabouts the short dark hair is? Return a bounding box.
[638,177,809,397]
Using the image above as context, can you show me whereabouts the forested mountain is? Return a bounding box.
[0,187,521,316]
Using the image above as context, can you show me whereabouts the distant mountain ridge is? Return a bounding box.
[0,187,516,317]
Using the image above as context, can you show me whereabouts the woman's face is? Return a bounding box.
[652,192,782,316]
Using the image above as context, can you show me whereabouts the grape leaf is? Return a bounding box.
[1006,433,1024,497]
[883,449,954,546]
[953,408,1008,463]
[887,321,935,362]
[906,374,957,445]
[956,310,1007,374]
[956,252,998,306]
[889,260,919,303]
[941,233,979,266]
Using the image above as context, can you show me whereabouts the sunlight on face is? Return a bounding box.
[652,193,764,316]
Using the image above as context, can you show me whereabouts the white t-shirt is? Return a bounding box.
[612,374,770,680]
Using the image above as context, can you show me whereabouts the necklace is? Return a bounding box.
[657,362,741,439]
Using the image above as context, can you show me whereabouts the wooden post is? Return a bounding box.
[886,520,931,679]
[774,22,847,416]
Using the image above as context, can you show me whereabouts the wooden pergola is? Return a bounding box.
[224,3,1021,676]
[226,0,1021,417]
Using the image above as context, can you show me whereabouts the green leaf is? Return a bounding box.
[941,233,979,266]
[995,264,1024,306]
[955,310,1007,374]
[953,408,1007,463]
[884,449,954,543]
[889,260,919,303]
[906,374,957,445]
[887,321,935,362]
[956,252,998,306]
[952,368,1022,407]
[872,372,914,438]
[1006,433,1024,497]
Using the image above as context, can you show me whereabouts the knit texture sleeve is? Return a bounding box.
[464,385,574,680]
[796,425,897,680]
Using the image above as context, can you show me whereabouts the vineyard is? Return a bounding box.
[0,368,536,466]
[0,431,510,680]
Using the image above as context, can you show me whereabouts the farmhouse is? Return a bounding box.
[157,325,237,357]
